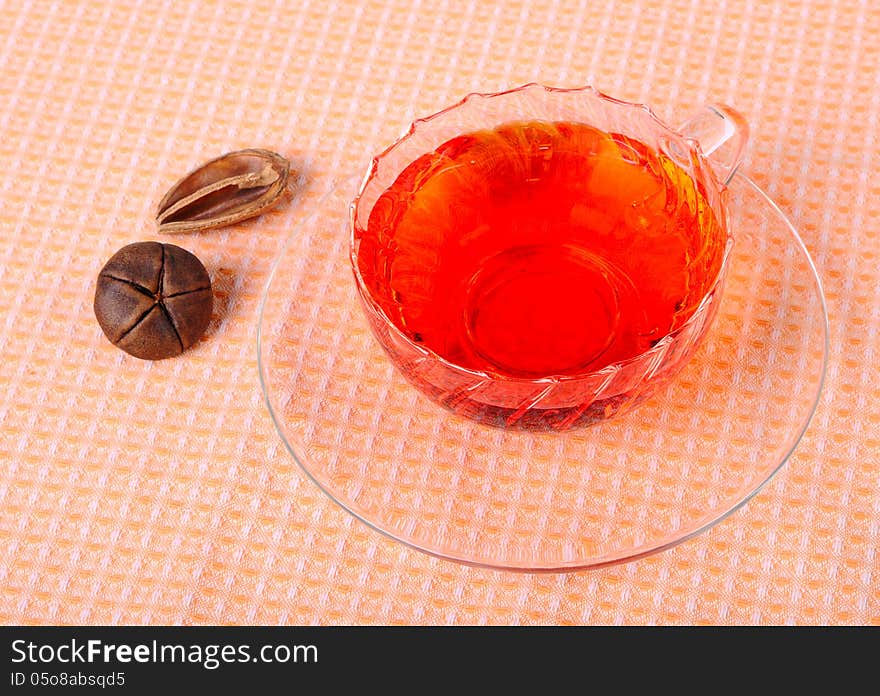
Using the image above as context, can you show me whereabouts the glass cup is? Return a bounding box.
[349,84,748,431]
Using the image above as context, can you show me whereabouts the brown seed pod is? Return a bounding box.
[156,148,290,233]
[94,242,213,360]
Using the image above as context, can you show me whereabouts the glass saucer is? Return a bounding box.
[257,172,829,571]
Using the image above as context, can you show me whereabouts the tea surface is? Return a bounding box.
[355,120,726,378]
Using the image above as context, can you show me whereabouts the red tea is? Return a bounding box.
[355,120,726,381]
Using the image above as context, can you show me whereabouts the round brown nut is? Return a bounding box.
[94,241,213,360]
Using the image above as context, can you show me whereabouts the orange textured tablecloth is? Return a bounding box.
[1,0,877,625]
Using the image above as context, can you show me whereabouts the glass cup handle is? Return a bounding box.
[678,105,750,185]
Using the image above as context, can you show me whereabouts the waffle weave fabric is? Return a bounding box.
[0,0,877,625]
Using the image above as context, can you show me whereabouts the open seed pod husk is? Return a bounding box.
[156,148,290,233]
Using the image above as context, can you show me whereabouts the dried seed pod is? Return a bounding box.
[94,242,213,360]
[156,148,290,233]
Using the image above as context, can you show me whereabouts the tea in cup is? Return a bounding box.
[350,84,747,431]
